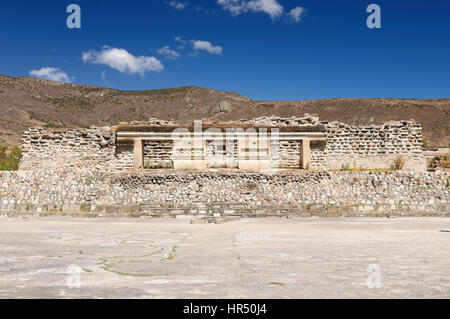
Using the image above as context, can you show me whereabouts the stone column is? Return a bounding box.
[302,138,311,170]
[133,138,144,169]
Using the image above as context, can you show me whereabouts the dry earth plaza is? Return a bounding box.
[0,217,449,299]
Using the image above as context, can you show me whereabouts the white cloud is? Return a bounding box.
[191,40,223,55]
[82,46,163,75]
[29,67,70,83]
[174,36,188,49]
[175,36,186,43]
[157,46,181,60]
[217,0,247,16]
[288,6,304,23]
[167,1,188,10]
[247,0,283,18]
[217,0,283,19]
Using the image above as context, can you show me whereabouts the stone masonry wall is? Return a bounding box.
[19,118,428,172]
[0,169,448,217]
[20,127,117,170]
[143,141,174,169]
[310,141,327,170]
[279,141,302,169]
[114,144,134,171]
[321,121,426,171]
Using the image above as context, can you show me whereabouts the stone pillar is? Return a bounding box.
[133,138,144,169]
[302,138,311,170]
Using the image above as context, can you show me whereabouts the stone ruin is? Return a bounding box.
[19,115,427,172]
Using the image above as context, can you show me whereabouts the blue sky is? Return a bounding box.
[0,0,449,100]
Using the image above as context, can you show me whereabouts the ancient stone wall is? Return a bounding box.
[0,169,448,217]
[18,117,428,172]
[320,121,426,171]
[20,127,117,170]
[310,141,327,170]
[143,141,174,169]
[114,144,134,171]
[279,140,302,169]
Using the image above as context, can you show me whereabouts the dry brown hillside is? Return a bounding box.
[0,74,448,147]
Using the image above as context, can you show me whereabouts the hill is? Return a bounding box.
[0,74,448,147]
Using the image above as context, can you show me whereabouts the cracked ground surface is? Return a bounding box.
[0,217,449,298]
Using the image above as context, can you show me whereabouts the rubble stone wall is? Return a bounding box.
[143,141,174,169]
[279,140,302,169]
[310,141,327,170]
[0,169,448,217]
[114,144,134,171]
[20,127,117,170]
[321,121,426,171]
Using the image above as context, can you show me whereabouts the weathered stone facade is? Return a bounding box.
[7,116,446,218]
[320,121,426,171]
[20,127,117,170]
[143,140,174,169]
[279,140,302,169]
[1,169,448,217]
[19,116,428,172]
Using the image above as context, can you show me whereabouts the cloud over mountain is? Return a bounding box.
[82,46,164,75]
[29,67,70,83]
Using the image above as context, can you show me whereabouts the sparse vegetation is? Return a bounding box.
[441,155,450,168]
[392,156,405,170]
[44,95,94,110]
[258,103,274,109]
[270,282,285,286]
[428,157,437,169]
[45,208,63,213]
[101,262,168,277]
[80,203,91,213]
[339,164,390,173]
[0,145,22,171]
[114,86,194,97]
[44,122,64,128]
[84,175,94,186]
